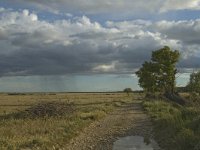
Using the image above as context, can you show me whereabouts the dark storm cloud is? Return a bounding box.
[179,56,200,69]
[155,20,200,45]
[0,8,200,76]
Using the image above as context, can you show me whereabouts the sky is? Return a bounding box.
[0,0,200,92]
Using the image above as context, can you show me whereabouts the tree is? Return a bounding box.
[136,46,180,95]
[123,88,132,96]
[186,71,200,94]
[136,61,159,93]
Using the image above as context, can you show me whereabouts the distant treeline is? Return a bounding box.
[176,87,188,93]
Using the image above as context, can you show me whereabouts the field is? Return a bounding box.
[0,92,136,150]
[0,92,136,114]
[1,92,199,150]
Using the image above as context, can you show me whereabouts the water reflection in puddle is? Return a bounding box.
[113,136,155,150]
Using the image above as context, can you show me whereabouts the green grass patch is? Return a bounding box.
[143,100,200,150]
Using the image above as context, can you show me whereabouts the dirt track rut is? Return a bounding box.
[67,101,160,150]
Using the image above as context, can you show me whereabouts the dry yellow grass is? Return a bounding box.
[0,92,135,114]
[0,92,137,149]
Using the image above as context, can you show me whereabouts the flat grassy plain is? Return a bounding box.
[1,92,199,150]
[0,92,136,150]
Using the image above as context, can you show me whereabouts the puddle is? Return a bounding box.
[113,136,156,150]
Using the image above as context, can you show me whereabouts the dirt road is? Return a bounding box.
[67,101,160,150]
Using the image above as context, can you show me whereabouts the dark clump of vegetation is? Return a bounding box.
[182,71,200,107]
[25,101,75,118]
[174,71,200,107]
[186,71,200,95]
[0,101,76,120]
[143,100,200,150]
[7,93,26,96]
[164,92,186,105]
[123,88,132,92]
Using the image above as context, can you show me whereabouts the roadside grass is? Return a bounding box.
[143,100,200,150]
[0,93,134,149]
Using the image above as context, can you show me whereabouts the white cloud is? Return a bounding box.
[160,0,200,12]
[30,13,38,21]
[93,61,117,72]
[23,9,29,16]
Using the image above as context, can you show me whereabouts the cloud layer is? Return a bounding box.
[0,8,200,76]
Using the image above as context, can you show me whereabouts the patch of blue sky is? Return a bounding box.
[158,10,200,21]
[0,1,36,13]
[95,9,200,23]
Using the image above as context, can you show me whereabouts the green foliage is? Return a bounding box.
[123,88,132,92]
[143,100,200,150]
[123,88,132,96]
[136,46,180,94]
[187,71,200,94]
[136,62,159,93]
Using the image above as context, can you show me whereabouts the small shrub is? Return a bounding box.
[25,101,75,118]
[0,101,76,121]
[123,88,132,96]
[20,139,44,149]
